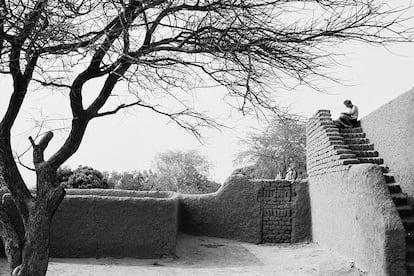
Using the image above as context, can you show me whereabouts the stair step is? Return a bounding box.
[392,193,408,205]
[325,127,339,133]
[340,132,366,138]
[348,144,375,151]
[402,217,414,230]
[341,159,360,165]
[380,166,390,173]
[332,145,350,150]
[327,135,344,140]
[321,124,336,129]
[407,262,414,274]
[384,174,395,183]
[336,149,353,154]
[397,205,413,217]
[387,183,402,194]
[338,154,357,159]
[358,158,384,165]
[339,127,363,133]
[330,140,345,145]
[407,244,414,262]
[407,231,414,244]
[354,151,379,158]
[326,133,342,138]
[344,138,370,144]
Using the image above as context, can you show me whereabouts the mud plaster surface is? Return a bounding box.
[0,234,366,276]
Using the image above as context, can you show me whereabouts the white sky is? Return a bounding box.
[1,2,414,187]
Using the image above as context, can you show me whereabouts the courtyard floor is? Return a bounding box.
[0,234,366,276]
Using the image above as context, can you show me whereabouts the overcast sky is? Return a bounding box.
[1,2,414,187]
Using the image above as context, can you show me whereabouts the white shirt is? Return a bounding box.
[348,105,358,120]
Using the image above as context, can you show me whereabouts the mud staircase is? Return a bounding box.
[338,127,414,275]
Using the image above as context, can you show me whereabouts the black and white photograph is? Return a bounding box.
[0,0,413,275]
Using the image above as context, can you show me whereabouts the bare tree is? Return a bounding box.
[0,0,412,275]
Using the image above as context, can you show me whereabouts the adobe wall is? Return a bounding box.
[179,176,311,243]
[309,165,405,276]
[1,177,311,259]
[179,176,262,243]
[360,87,414,204]
[306,110,406,275]
[4,189,179,258]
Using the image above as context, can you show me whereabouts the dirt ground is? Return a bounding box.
[0,234,366,276]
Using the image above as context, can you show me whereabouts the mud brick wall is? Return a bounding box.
[2,189,179,258]
[260,180,293,243]
[309,165,406,276]
[180,177,311,244]
[306,109,360,176]
[179,176,263,243]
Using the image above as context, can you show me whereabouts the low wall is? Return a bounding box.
[361,87,414,204]
[1,177,311,259]
[179,175,263,243]
[5,189,179,258]
[65,189,174,198]
[179,175,311,243]
[309,164,405,276]
[54,189,179,258]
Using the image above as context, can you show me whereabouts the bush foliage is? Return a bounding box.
[57,166,109,189]
[59,150,220,194]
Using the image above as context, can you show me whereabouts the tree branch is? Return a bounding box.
[16,0,48,45]
[15,153,35,172]
[32,78,72,89]
[86,63,131,115]
[93,101,143,118]
[30,131,53,169]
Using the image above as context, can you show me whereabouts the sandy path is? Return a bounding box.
[0,234,366,275]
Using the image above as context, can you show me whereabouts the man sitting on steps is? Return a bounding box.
[335,99,359,128]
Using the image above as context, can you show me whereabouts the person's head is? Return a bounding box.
[344,99,353,108]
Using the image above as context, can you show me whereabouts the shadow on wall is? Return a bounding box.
[179,175,312,244]
[292,181,312,242]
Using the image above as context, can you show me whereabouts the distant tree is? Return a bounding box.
[57,166,109,189]
[236,115,306,179]
[102,171,120,189]
[152,150,220,194]
[109,170,156,191]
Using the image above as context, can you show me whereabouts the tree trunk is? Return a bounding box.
[17,203,51,276]
[0,206,22,274]
[16,170,65,276]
